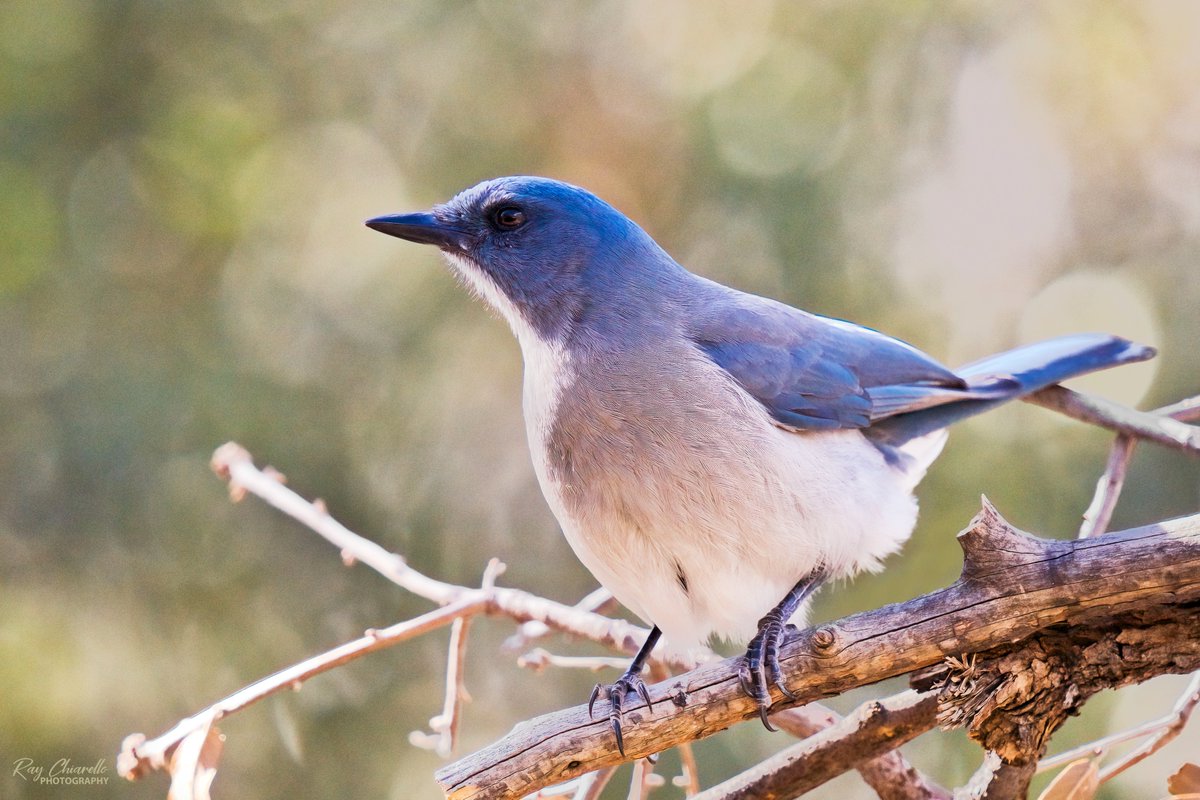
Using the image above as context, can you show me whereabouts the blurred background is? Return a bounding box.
[2,1,1199,798]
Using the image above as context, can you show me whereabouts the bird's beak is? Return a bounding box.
[365,212,469,251]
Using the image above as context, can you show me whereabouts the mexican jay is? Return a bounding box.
[366,176,1154,751]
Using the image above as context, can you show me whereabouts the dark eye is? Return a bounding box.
[491,206,526,230]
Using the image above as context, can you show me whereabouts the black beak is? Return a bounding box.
[365,212,468,250]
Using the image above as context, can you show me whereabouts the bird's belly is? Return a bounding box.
[527,366,919,653]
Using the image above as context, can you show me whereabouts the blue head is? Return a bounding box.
[367,177,670,342]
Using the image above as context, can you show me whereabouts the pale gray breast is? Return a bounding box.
[541,340,779,544]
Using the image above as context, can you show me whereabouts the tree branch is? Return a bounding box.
[1024,387,1200,455]
[126,443,951,800]
[410,615,474,757]
[1078,394,1200,538]
[768,703,949,800]
[126,432,1199,800]
[1037,670,1200,781]
[693,691,940,800]
[209,443,698,673]
[118,596,486,781]
[436,502,1200,799]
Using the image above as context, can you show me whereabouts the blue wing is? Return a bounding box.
[690,290,1154,445]
[691,293,968,431]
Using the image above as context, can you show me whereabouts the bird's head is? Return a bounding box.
[367,176,664,344]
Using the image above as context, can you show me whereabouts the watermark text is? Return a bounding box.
[12,758,111,786]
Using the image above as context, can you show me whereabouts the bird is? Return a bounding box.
[365,176,1154,753]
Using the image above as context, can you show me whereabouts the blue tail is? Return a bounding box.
[867,334,1156,447]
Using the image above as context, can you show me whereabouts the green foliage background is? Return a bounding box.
[2,1,1198,798]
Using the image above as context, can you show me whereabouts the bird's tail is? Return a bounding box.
[869,333,1156,448]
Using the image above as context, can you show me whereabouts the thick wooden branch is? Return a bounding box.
[957,751,1035,800]
[692,691,940,800]
[769,703,949,800]
[437,503,1200,799]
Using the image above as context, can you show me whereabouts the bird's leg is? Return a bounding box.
[738,568,826,730]
[588,625,661,756]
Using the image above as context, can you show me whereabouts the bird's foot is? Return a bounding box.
[737,612,798,731]
[588,669,654,756]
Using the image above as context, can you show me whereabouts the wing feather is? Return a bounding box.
[691,293,966,432]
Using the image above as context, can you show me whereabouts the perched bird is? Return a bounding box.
[366,177,1154,752]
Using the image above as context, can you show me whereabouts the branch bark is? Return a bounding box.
[693,691,941,800]
[769,702,950,800]
[436,502,1200,799]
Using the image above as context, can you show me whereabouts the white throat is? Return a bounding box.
[445,253,544,351]
[443,252,572,423]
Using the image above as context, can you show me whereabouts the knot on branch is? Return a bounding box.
[930,612,1200,766]
[936,640,1082,764]
[956,497,1072,582]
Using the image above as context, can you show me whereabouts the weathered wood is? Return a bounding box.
[769,704,949,800]
[692,691,940,800]
[436,504,1200,799]
[940,615,1200,759]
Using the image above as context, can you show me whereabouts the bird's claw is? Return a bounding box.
[589,670,654,756]
[739,613,797,730]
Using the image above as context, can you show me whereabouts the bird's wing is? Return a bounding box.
[690,294,984,432]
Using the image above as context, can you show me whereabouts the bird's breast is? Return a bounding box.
[516,341,923,650]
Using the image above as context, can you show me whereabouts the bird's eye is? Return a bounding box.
[492,206,526,230]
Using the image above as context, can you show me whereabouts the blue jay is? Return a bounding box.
[367,177,1153,752]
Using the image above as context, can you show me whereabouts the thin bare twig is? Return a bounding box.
[445,616,472,753]
[411,615,474,757]
[1151,394,1200,421]
[518,649,631,673]
[1037,671,1200,780]
[210,442,696,672]
[674,741,702,797]
[212,443,457,604]
[506,588,616,652]
[1078,432,1136,539]
[1079,395,1200,538]
[628,756,663,800]
[1025,387,1200,455]
[1100,670,1200,782]
[578,767,618,800]
[118,596,485,780]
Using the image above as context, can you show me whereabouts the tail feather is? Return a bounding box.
[868,333,1155,448]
